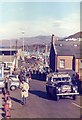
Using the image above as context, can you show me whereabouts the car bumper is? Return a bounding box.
[57,92,79,96]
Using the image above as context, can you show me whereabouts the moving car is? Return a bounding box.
[46,72,79,101]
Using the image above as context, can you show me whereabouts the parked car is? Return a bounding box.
[8,75,20,91]
[8,75,19,81]
[46,72,79,101]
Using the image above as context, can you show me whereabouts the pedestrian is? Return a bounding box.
[6,96,12,110]
[26,74,30,83]
[4,91,10,102]
[4,76,9,91]
[75,72,79,80]
[20,80,29,105]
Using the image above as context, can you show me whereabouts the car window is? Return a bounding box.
[9,75,16,78]
[0,80,4,83]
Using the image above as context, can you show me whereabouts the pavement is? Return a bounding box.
[9,79,81,118]
[0,93,3,119]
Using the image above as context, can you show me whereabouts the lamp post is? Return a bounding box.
[22,31,25,52]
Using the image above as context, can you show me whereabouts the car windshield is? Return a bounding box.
[53,78,61,81]
[9,75,16,78]
[62,77,70,81]
[11,81,19,82]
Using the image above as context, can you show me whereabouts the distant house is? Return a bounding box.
[0,48,17,74]
[49,34,81,79]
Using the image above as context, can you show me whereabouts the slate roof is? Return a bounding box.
[53,40,81,58]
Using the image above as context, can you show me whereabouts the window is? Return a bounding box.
[7,63,12,67]
[60,59,65,68]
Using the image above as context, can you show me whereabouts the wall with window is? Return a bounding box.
[75,58,82,80]
[57,56,73,70]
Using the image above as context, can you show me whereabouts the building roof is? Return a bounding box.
[0,56,15,62]
[53,40,81,58]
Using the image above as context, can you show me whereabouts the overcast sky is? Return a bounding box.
[0,2,80,39]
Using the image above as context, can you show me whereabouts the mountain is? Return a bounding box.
[0,32,81,47]
[0,35,61,47]
[65,32,82,39]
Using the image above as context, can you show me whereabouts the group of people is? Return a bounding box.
[19,70,30,105]
[3,76,12,118]
[2,72,30,118]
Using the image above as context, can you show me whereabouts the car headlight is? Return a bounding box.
[73,87,76,91]
[73,87,77,92]
[56,87,61,93]
[56,87,61,91]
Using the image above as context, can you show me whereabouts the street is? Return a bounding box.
[8,79,81,118]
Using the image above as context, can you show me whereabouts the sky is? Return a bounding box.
[0,2,80,39]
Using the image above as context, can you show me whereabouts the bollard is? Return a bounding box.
[5,109,11,119]
[4,102,9,112]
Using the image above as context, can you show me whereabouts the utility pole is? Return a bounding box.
[16,40,17,51]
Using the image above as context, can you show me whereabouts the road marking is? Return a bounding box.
[72,102,82,109]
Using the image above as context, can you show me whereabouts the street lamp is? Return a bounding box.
[22,31,25,52]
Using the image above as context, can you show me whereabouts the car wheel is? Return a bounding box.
[46,86,51,96]
[59,96,62,99]
[10,86,16,91]
[55,95,59,101]
[72,95,76,100]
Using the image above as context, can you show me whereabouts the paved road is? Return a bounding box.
[9,79,81,118]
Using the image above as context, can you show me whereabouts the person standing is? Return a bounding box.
[4,77,9,91]
[20,80,29,105]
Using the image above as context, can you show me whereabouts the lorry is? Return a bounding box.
[0,63,4,93]
[46,72,79,101]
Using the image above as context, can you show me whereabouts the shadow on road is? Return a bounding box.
[29,90,52,100]
[10,97,22,105]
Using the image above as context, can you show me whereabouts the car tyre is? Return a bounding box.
[72,95,76,100]
[46,86,51,96]
[55,95,59,101]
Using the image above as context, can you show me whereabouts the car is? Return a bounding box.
[8,75,19,81]
[8,75,20,91]
[46,72,79,101]
[9,79,20,91]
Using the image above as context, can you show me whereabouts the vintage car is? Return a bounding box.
[8,75,20,91]
[46,72,79,101]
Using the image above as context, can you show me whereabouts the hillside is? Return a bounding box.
[0,32,81,47]
[65,32,82,39]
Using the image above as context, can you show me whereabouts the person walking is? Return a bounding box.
[20,80,29,105]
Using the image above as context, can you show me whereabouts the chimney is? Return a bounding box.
[51,34,57,54]
[49,34,57,72]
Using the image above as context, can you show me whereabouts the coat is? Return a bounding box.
[20,82,29,98]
